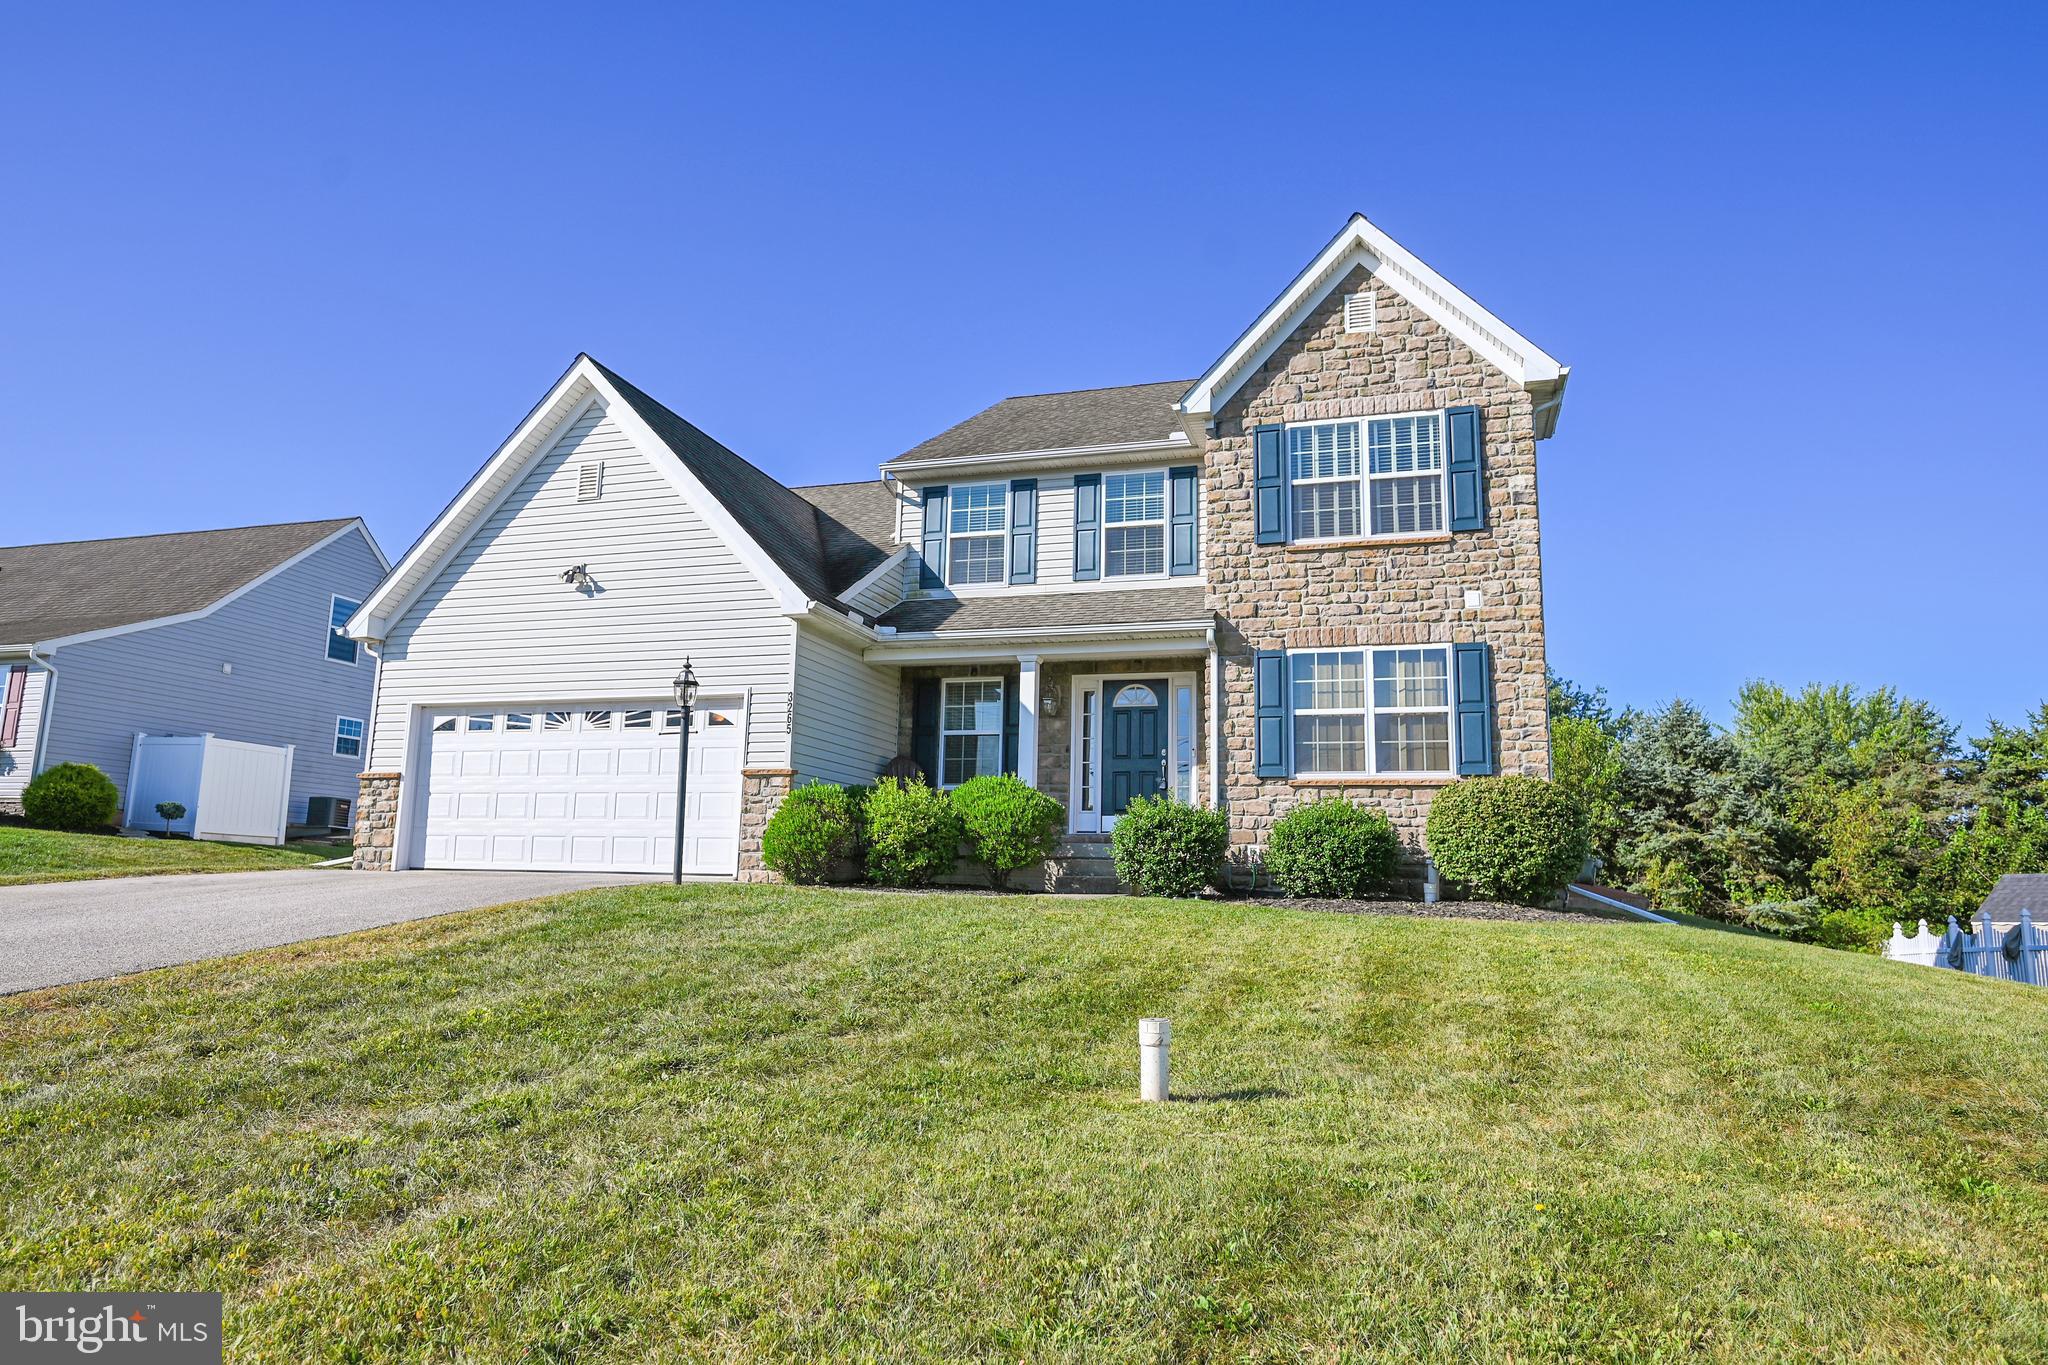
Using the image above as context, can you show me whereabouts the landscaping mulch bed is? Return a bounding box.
[1243,895,1606,924]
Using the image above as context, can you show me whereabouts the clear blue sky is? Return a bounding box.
[3,2,2042,736]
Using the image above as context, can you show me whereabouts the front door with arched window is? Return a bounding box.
[1104,678,1168,816]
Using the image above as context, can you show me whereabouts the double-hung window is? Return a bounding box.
[947,483,1007,586]
[1287,413,1445,540]
[1103,470,1166,576]
[939,678,1003,787]
[327,596,361,664]
[1289,645,1453,776]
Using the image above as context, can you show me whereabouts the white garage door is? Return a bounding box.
[415,700,744,875]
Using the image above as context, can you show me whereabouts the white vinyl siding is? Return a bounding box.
[0,667,49,801]
[369,403,795,773]
[36,528,386,824]
[790,627,901,787]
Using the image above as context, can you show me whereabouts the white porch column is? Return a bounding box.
[1016,654,1040,787]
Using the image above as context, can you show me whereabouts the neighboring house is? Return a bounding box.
[0,519,389,829]
[1980,875,2048,931]
[344,214,1568,880]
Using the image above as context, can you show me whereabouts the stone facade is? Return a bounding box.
[0,797,22,819]
[738,768,794,882]
[1205,264,1550,876]
[352,771,402,871]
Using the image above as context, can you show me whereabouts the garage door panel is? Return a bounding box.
[415,700,743,875]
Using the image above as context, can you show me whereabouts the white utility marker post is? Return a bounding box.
[1139,1018,1171,1101]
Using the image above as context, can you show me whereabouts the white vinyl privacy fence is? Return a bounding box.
[1884,911,2048,987]
[124,733,294,846]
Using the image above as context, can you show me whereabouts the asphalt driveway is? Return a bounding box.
[0,869,641,994]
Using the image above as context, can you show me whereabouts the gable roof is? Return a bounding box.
[888,380,1196,468]
[1179,214,1569,437]
[1980,874,2048,928]
[791,480,898,586]
[0,519,375,647]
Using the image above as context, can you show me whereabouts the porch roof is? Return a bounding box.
[875,586,1210,635]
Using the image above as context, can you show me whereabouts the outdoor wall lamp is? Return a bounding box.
[559,563,594,590]
[1040,688,1060,718]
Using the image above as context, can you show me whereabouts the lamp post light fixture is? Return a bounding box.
[670,658,699,885]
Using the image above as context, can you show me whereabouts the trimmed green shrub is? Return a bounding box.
[864,779,962,887]
[950,775,1064,889]
[153,800,188,836]
[1110,796,1228,898]
[22,762,120,833]
[1264,797,1399,898]
[1425,774,1591,904]
[761,782,864,884]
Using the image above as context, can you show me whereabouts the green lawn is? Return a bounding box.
[0,826,346,885]
[4,886,2045,1361]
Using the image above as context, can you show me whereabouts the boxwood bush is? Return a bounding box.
[761,782,864,884]
[1425,774,1591,904]
[1110,796,1228,898]
[864,779,962,887]
[949,775,1064,889]
[1263,797,1398,898]
[22,762,120,833]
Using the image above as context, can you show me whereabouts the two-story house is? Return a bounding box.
[343,215,1567,880]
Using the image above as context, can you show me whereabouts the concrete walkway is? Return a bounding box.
[0,869,641,994]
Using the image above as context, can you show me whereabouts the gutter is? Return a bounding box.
[870,618,1216,646]
[879,435,1195,480]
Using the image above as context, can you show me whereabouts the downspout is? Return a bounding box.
[26,644,59,778]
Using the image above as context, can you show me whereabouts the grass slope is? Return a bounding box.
[0,826,343,885]
[3,886,2045,1362]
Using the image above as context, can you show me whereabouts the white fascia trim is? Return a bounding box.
[794,602,878,646]
[868,633,1212,666]
[29,522,383,653]
[879,435,1195,480]
[836,545,912,612]
[350,362,605,639]
[1179,214,1566,422]
[351,356,816,641]
[863,619,1213,663]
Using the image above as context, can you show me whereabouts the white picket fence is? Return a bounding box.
[1883,910,2048,987]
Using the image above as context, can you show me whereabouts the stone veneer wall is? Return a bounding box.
[1206,264,1551,880]
[353,771,402,871]
[738,769,794,882]
[0,798,23,819]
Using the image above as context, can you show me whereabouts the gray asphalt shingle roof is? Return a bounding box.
[891,380,1194,466]
[790,480,898,587]
[0,519,359,645]
[878,586,1210,634]
[1979,874,2048,928]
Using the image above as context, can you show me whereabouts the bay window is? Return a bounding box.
[947,483,1007,586]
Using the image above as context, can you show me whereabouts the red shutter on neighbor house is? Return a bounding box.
[0,665,25,749]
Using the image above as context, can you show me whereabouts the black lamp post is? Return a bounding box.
[670,658,698,885]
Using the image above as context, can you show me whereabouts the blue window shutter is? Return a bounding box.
[1168,465,1199,575]
[1073,473,1101,581]
[1253,424,1286,545]
[1008,479,1037,584]
[912,678,941,783]
[1001,677,1020,774]
[1446,406,1485,532]
[1454,642,1496,775]
[1254,649,1288,777]
[919,486,949,588]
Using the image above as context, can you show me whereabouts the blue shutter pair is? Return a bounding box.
[925,481,1040,585]
[919,487,949,588]
[1074,469,1199,577]
[1254,411,1484,543]
[1249,643,1497,777]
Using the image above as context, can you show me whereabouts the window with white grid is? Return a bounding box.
[940,678,1004,788]
[1288,423,1361,540]
[1285,412,1445,541]
[947,483,1007,586]
[1288,646,1453,776]
[1103,470,1166,577]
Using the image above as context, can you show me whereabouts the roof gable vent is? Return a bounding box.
[577,462,604,502]
[1343,289,1376,334]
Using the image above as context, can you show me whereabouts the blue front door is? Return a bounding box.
[1104,679,1167,816]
